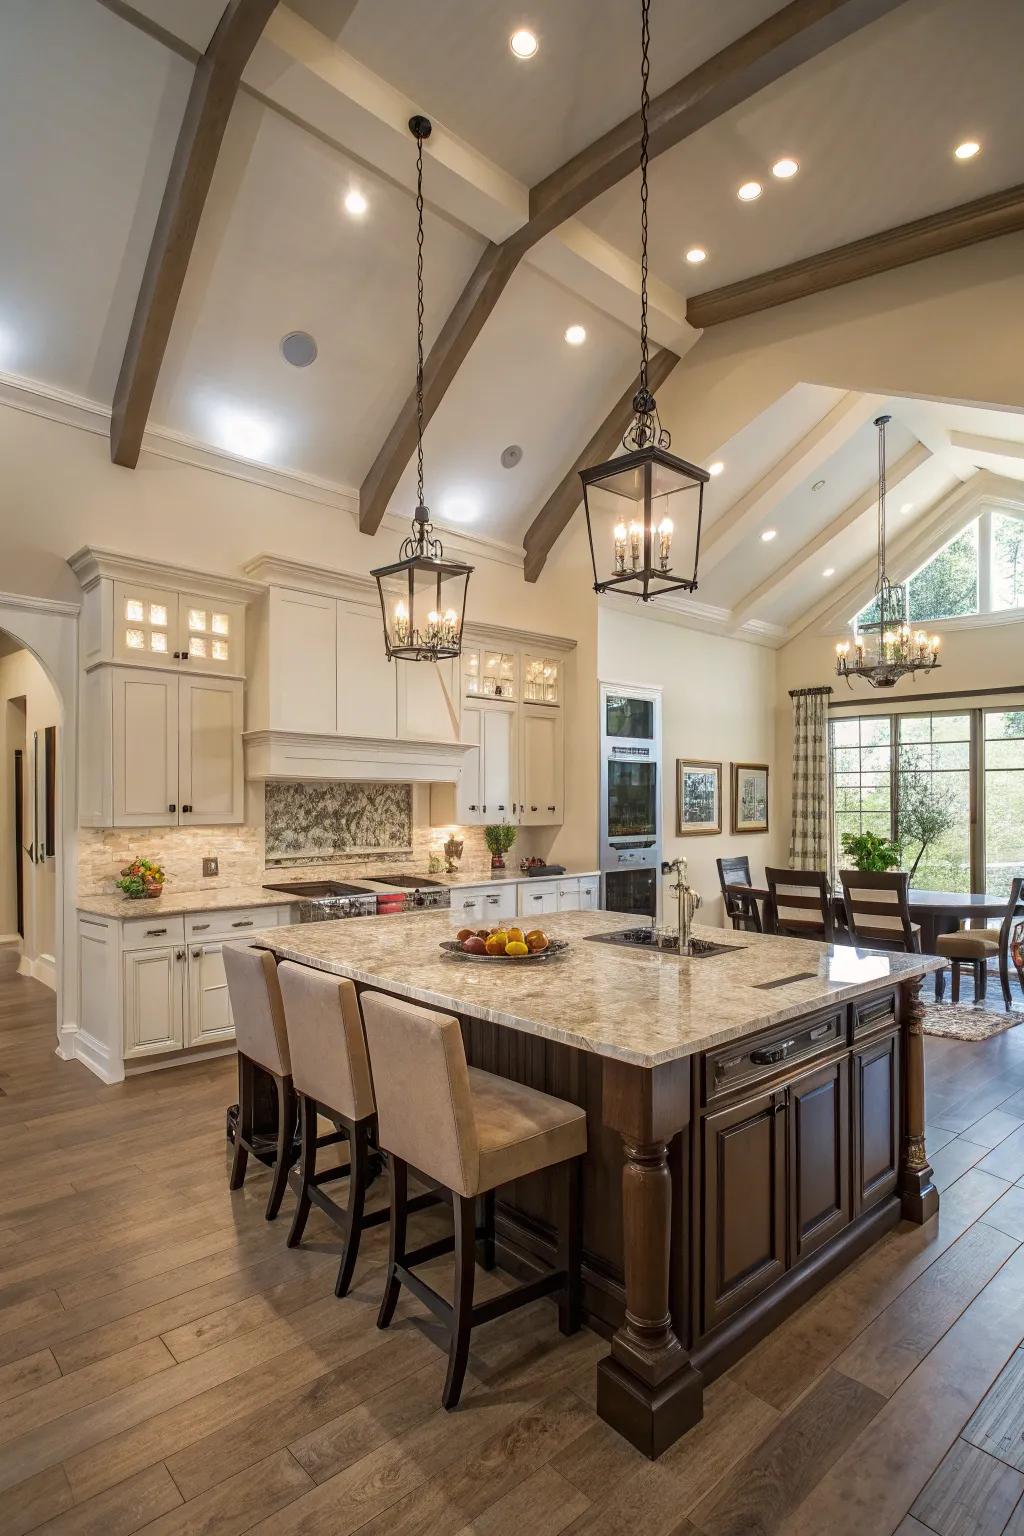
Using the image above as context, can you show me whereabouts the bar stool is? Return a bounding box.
[360,990,587,1411]
[222,945,297,1221]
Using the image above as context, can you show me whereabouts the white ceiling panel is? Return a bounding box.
[102,0,225,53]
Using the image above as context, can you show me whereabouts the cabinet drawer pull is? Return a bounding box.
[750,1039,795,1066]
[463,900,476,909]
[532,894,543,902]
[231,920,253,928]
[175,949,186,961]
[146,928,168,937]
[487,896,500,904]
[809,1023,832,1042]
[191,948,201,959]
[192,923,210,932]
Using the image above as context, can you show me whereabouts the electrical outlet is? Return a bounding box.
[202,856,219,878]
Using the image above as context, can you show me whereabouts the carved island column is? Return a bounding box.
[898,976,939,1224]
[597,1055,703,1458]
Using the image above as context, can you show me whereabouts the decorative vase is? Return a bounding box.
[491,854,505,870]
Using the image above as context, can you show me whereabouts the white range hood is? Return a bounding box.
[243,729,471,785]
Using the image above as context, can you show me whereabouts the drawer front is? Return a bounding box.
[122,914,186,950]
[704,1008,845,1104]
[519,880,558,918]
[852,990,898,1039]
[184,906,288,940]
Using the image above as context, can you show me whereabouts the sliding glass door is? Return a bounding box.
[896,714,972,892]
[984,711,1024,896]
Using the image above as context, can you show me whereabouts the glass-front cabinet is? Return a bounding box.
[522,654,561,707]
[463,647,517,700]
[113,582,244,674]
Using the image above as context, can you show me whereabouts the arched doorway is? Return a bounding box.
[0,592,79,1058]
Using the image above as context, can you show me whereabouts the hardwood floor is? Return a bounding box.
[6,943,1024,1535]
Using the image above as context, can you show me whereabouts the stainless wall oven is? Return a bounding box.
[600,683,662,919]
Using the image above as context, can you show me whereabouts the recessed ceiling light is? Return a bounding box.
[564,324,587,346]
[685,246,708,264]
[954,140,980,161]
[500,444,523,469]
[772,157,799,179]
[344,188,368,217]
[510,28,538,58]
[900,501,914,514]
[737,181,763,202]
[280,331,318,368]
[761,528,777,543]
[823,567,835,577]
[708,460,724,477]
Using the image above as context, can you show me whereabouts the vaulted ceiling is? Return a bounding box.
[3,0,1024,644]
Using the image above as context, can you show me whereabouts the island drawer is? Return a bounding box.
[122,915,186,950]
[704,1007,846,1104]
[852,990,898,1039]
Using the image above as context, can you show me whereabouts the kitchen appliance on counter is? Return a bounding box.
[599,683,662,920]
[262,875,452,921]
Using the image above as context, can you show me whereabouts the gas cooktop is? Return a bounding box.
[360,874,448,888]
[262,880,374,898]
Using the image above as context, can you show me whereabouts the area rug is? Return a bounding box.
[922,1001,1021,1042]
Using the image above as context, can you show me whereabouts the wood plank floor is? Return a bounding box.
[5,945,1024,1536]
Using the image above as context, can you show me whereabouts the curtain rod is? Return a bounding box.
[789,686,834,698]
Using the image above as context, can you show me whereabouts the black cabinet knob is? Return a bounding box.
[530,805,538,811]
[182,804,192,814]
[168,804,176,813]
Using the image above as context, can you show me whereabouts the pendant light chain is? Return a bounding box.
[876,413,887,598]
[414,123,427,512]
[638,0,651,397]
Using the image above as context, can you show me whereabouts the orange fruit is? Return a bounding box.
[507,927,525,943]
[526,930,549,952]
[485,935,507,956]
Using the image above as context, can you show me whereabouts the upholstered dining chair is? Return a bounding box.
[360,989,587,1411]
[937,876,1024,1007]
[765,867,834,942]
[840,870,920,953]
[717,855,763,933]
[222,945,297,1221]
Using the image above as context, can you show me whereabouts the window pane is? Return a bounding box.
[858,587,906,629]
[898,719,971,892]
[831,719,861,749]
[987,740,1024,771]
[931,742,970,772]
[830,714,895,868]
[992,513,1024,611]
[987,710,1024,741]
[899,715,930,743]
[907,522,978,622]
[862,717,892,748]
[931,714,970,743]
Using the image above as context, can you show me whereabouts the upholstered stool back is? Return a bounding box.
[223,945,291,1077]
[277,964,375,1121]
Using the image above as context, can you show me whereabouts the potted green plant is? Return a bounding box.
[483,822,517,871]
[839,830,901,873]
[116,858,166,900]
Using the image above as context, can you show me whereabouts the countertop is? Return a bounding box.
[430,868,600,889]
[77,886,296,920]
[263,908,941,1069]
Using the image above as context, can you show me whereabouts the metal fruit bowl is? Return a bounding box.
[439,939,570,964]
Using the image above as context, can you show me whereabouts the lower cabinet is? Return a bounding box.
[519,880,559,919]
[123,944,186,1057]
[186,940,240,1048]
[789,1056,851,1262]
[853,1029,900,1213]
[453,876,600,925]
[703,1087,787,1331]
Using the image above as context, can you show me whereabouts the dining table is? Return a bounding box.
[726,882,1008,954]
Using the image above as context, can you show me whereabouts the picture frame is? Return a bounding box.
[676,759,722,836]
[731,762,770,835]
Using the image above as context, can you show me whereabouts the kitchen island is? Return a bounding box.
[264,908,941,1458]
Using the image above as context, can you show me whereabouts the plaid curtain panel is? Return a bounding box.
[789,690,830,871]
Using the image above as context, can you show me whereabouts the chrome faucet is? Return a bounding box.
[667,857,702,955]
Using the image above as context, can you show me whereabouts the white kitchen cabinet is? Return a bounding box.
[578,876,600,911]
[110,580,245,676]
[453,883,519,924]
[479,703,516,820]
[112,668,179,827]
[522,654,562,707]
[113,579,177,666]
[399,657,460,744]
[520,705,563,826]
[518,880,559,919]
[178,675,244,826]
[270,587,338,733]
[556,878,581,911]
[124,944,186,1058]
[178,593,245,673]
[186,940,237,1047]
[337,601,397,739]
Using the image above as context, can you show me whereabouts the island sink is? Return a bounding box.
[585,927,739,958]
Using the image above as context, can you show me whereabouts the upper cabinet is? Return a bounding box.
[522,654,562,708]
[464,647,517,701]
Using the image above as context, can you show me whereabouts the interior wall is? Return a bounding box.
[598,606,784,926]
[0,645,61,983]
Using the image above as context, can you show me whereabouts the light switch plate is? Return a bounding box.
[202,856,219,878]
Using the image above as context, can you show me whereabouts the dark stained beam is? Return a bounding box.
[687,182,1024,329]
[522,349,680,584]
[110,0,278,468]
[359,0,910,534]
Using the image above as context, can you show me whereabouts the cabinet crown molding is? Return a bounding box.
[68,547,264,604]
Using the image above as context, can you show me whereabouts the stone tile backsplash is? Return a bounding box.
[265,781,412,860]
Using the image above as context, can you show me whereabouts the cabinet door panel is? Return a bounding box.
[578,878,599,911]
[456,704,485,824]
[112,669,178,826]
[399,656,459,743]
[270,589,337,733]
[178,677,243,825]
[854,1032,900,1213]
[480,705,515,818]
[124,947,184,1057]
[337,603,397,739]
[519,881,558,918]
[520,705,563,825]
[556,880,581,911]
[113,581,178,667]
[703,1089,786,1331]
[178,593,245,674]
[789,1056,851,1264]
[187,941,237,1046]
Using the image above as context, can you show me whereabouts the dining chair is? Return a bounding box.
[971,875,1024,1009]
[840,870,921,953]
[717,856,763,934]
[765,867,833,942]
[360,989,586,1411]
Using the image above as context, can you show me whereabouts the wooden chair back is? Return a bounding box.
[995,876,1024,1005]
[840,870,918,952]
[716,856,762,934]
[765,867,833,942]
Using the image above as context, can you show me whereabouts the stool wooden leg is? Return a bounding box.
[978,961,989,1002]
[229,1055,251,1190]
[265,1076,297,1222]
[336,1118,368,1298]
[558,1157,583,1337]
[287,1094,316,1248]
[477,1190,496,1271]
[443,1194,477,1411]
[377,1155,408,1329]
[951,961,961,1004]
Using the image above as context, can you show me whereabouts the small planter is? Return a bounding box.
[490,854,506,871]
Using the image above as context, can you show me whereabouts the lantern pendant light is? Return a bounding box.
[835,415,942,689]
[372,116,473,661]
[580,0,708,603]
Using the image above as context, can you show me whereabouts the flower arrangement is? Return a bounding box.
[483,822,517,871]
[116,858,166,900]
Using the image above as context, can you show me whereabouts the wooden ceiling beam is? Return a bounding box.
[359,0,906,535]
[522,349,680,584]
[110,0,278,469]
[687,182,1024,329]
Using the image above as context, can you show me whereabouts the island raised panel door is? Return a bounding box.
[337,602,397,739]
[703,1088,787,1332]
[186,941,236,1047]
[112,668,179,827]
[788,1056,851,1265]
[124,945,185,1057]
[178,676,243,826]
[480,703,516,820]
[853,1031,900,1213]
[520,705,563,825]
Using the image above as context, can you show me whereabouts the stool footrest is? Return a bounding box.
[472,1270,565,1327]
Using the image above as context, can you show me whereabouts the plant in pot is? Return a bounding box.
[484,822,517,872]
[839,830,901,873]
[116,858,166,900]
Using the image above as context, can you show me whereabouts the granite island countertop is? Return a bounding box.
[77,886,297,920]
[263,908,942,1068]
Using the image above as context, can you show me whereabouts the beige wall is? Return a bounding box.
[0,645,61,980]
[598,606,784,925]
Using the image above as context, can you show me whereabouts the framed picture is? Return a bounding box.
[731,762,769,835]
[676,759,722,836]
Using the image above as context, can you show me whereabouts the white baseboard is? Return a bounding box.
[124,1043,236,1076]
[17,952,57,990]
[72,1028,123,1085]
[0,933,21,946]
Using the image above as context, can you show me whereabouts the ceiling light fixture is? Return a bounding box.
[685,246,707,264]
[737,181,763,202]
[761,529,777,543]
[835,416,941,689]
[772,157,799,179]
[510,28,539,58]
[343,188,368,217]
[371,117,472,662]
[579,0,707,605]
[564,324,587,346]
[954,140,980,161]
[708,461,724,477]
[280,331,318,368]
